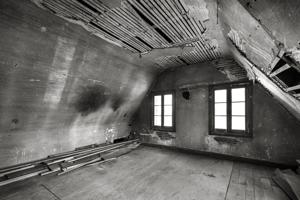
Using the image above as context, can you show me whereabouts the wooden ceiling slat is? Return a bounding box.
[93,19,147,52]
[43,0,136,51]
[170,0,217,60]
[38,0,221,68]
[62,0,148,52]
[98,12,152,51]
[147,0,183,42]
[137,0,180,43]
[144,0,182,42]
[121,2,169,47]
[128,0,177,44]
[155,0,190,40]
[164,0,198,41]
[114,8,163,48]
[166,0,196,39]
[165,0,216,61]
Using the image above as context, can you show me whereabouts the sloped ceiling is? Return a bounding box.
[31,0,300,120]
[217,0,300,120]
[31,0,228,68]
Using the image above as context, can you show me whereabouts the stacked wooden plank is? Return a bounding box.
[272,165,300,200]
[0,139,139,187]
[33,0,220,68]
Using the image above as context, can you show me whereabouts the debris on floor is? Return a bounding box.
[0,139,140,187]
[272,161,300,200]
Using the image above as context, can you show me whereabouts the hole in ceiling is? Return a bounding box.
[271,58,286,72]
[77,0,101,14]
[129,1,173,43]
[293,89,300,94]
[178,56,189,65]
[276,67,300,87]
[135,36,153,49]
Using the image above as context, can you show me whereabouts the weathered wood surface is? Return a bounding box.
[0,146,288,200]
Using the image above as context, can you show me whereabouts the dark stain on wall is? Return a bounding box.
[156,131,176,140]
[214,136,239,145]
[111,95,126,111]
[10,118,19,131]
[74,85,107,116]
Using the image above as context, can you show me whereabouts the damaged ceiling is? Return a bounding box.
[32,0,224,68]
[31,0,300,119]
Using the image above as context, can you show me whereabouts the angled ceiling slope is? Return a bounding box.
[32,0,221,68]
[218,0,300,120]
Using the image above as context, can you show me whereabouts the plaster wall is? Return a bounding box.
[0,0,156,167]
[133,62,300,165]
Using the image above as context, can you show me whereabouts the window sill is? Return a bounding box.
[209,132,252,138]
[152,127,176,132]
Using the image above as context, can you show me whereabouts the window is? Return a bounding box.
[152,92,175,131]
[209,81,252,137]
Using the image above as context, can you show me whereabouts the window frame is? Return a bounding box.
[151,91,176,132]
[209,81,253,137]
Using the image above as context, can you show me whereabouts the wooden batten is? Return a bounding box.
[286,84,300,92]
[270,64,291,77]
[33,0,220,67]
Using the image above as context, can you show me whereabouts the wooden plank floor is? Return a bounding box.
[0,146,288,200]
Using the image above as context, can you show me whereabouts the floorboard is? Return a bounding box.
[0,146,289,200]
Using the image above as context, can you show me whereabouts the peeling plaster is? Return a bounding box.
[232,47,300,121]
[181,0,209,23]
[139,128,176,146]
[31,0,123,48]
[287,46,300,64]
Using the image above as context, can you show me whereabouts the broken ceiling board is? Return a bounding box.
[219,0,279,72]
[287,85,300,92]
[232,46,300,121]
[141,45,195,59]
[238,0,300,49]
[213,58,248,81]
[31,0,221,69]
[270,64,291,77]
[180,0,209,22]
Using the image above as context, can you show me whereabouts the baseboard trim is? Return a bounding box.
[141,143,297,169]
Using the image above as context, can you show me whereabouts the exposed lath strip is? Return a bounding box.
[32,0,220,68]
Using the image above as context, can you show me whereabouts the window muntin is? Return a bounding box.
[210,82,252,137]
[152,93,174,130]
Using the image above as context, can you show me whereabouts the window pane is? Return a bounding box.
[154,116,161,126]
[232,116,245,130]
[164,116,172,127]
[215,116,227,129]
[215,103,227,115]
[154,105,161,116]
[164,105,172,116]
[154,95,161,105]
[232,88,245,102]
[232,102,245,115]
[164,94,172,105]
[214,89,227,103]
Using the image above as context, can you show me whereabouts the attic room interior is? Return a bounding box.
[0,0,300,199]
